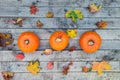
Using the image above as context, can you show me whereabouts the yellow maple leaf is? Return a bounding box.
[26,60,41,75]
[92,61,111,75]
[67,29,78,38]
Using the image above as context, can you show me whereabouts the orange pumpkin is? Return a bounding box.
[49,31,69,51]
[79,31,102,53]
[18,32,40,53]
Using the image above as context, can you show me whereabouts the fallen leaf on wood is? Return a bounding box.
[62,61,73,75]
[26,60,41,75]
[46,12,54,18]
[16,53,25,60]
[13,18,26,27]
[30,4,38,14]
[92,61,111,75]
[47,61,54,69]
[65,10,83,22]
[0,33,14,47]
[36,20,43,27]
[82,66,90,72]
[43,49,53,55]
[2,71,14,80]
[96,21,108,29]
[67,29,78,38]
[89,3,102,13]
[68,46,76,52]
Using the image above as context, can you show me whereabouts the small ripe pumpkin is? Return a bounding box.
[79,31,102,53]
[18,32,40,53]
[49,31,69,51]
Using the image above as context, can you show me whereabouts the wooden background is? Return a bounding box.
[0,0,120,80]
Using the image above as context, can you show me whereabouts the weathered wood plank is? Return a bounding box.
[0,50,120,61]
[0,7,120,17]
[1,0,120,7]
[0,29,120,40]
[0,18,120,29]
[0,72,117,80]
[0,61,119,72]
[1,39,120,50]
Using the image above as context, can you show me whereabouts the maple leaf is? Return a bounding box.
[65,10,83,22]
[30,4,38,14]
[92,61,111,75]
[89,3,102,13]
[26,60,41,75]
[67,29,78,38]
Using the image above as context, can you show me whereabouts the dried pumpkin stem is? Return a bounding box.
[25,40,29,45]
[56,38,62,42]
[88,40,94,46]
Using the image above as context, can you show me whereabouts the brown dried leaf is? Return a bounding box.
[62,66,70,75]
[36,20,43,27]
[46,12,54,18]
[2,71,14,80]
[82,66,90,72]
[96,21,108,29]
[68,46,76,52]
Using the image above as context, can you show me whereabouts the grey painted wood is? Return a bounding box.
[0,29,120,40]
[0,50,120,61]
[0,72,119,80]
[0,61,119,72]
[0,18,120,29]
[0,0,120,79]
[0,7,120,17]
[1,0,120,7]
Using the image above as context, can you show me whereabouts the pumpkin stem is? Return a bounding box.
[25,40,29,45]
[56,38,62,42]
[88,40,94,46]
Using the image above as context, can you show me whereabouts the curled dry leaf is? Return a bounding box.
[26,60,41,75]
[68,46,76,52]
[44,49,53,55]
[36,20,43,27]
[30,4,38,14]
[82,66,90,73]
[2,71,14,80]
[96,21,108,29]
[13,18,26,27]
[16,53,25,60]
[62,66,70,75]
[0,33,14,47]
[89,3,102,13]
[46,12,54,18]
[47,61,54,69]
[62,61,73,75]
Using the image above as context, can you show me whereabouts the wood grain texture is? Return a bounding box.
[0,7,120,17]
[0,17,120,29]
[1,0,120,7]
[0,72,119,80]
[0,50,120,61]
[0,61,119,72]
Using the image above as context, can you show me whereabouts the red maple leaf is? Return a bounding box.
[30,5,38,14]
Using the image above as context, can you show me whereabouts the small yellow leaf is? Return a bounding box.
[67,29,78,38]
[26,60,41,75]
